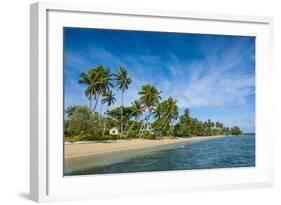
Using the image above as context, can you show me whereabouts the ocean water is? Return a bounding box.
[65,134,255,176]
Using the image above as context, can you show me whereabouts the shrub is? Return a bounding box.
[231,126,242,135]
[86,134,126,141]
[127,130,138,138]
[143,132,157,140]
[85,135,97,141]
[113,134,123,140]
[67,106,91,137]
[64,135,81,141]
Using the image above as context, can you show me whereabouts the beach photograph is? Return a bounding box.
[63,28,255,176]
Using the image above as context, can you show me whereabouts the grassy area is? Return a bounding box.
[64,135,81,141]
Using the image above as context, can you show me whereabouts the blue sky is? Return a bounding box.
[64,28,255,133]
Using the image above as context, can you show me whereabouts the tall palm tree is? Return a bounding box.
[94,66,113,117]
[96,66,113,127]
[101,91,116,136]
[114,67,132,135]
[79,66,113,114]
[126,100,144,137]
[138,84,161,137]
[78,70,97,112]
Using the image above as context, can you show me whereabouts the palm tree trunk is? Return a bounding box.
[102,105,109,136]
[120,91,124,136]
[126,117,138,137]
[138,121,145,138]
[89,95,93,112]
[138,111,149,138]
[88,95,93,126]
[92,89,101,113]
[155,110,172,129]
[99,101,103,126]
[146,111,151,130]
[170,119,176,135]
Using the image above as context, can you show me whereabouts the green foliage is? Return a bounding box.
[79,65,113,112]
[127,130,138,138]
[65,105,81,118]
[86,134,122,141]
[130,100,144,120]
[173,109,240,137]
[107,106,133,120]
[143,132,157,140]
[126,100,145,136]
[114,67,132,134]
[65,105,91,139]
[138,84,161,112]
[107,106,133,129]
[114,67,132,92]
[64,135,81,141]
[152,97,178,135]
[173,109,191,137]
[231,126,242,135]
[102,91,116,107]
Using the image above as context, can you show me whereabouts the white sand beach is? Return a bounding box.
[64,135,228,159]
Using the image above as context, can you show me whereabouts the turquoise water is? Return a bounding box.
[65,134,255,176]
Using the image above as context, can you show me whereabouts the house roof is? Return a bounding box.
[110,127,118,130]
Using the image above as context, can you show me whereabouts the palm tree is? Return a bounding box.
[126,100,144,137]
[79,66,113,113]
[101,91,116,136]
[154,97,178,135]
[114,67,132,135]
[65,105,80,118]
[161,97,179,134]
[138,84,161,137]
[152,102,163,120]
[207,119,212,128]
[95,66,113,118]
[151,102,164,130]
[78,70,97,112]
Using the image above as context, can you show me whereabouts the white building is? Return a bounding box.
[109,127,119,135]
[140,124,155,134]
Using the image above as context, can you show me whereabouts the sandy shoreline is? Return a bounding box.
[64,135,228,159]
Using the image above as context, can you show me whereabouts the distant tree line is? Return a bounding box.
[173,109,241,137]
[64,66,242,141]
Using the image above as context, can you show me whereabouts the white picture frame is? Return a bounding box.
[30,2,274,202]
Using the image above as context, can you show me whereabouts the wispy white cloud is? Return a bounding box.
[65,40,255,109]
[158,43,255,109]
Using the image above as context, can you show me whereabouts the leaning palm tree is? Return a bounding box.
[126,100,144,137]
[114,67,132,135]
[152,97,178,135]
[152,102,163,120]
[138,84,161,137]
[158,97,179,134]
[101,91,116,136]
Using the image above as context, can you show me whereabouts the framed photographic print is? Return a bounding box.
[30,2,274,202]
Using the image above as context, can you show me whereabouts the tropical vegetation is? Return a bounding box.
[64,66,242,141]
